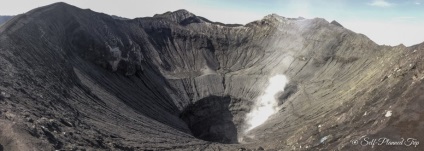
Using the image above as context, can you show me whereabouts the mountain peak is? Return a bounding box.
[151,9,242,27]
[263,14,305,21]
[32,2,76,11]
[22,1,80,19]
[153,9,195,23]
[48,2,71,6]
[330,20,343,27]
[173,9,193,15]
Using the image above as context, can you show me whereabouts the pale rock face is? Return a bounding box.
[107,45,122,71]
[385,110,392,117]
[0,2,423,151]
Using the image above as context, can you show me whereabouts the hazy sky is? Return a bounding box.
[0,0,423,46]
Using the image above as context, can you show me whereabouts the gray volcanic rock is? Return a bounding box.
[1,2,424,151]
[111,15,129,21]
[330,20,343,27]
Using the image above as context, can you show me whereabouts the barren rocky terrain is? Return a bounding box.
[0,2,424,151]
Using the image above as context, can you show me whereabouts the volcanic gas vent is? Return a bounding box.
[180,96,239,144]
[2,2,424,151]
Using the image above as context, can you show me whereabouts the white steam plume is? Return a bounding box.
[244,74,288,132]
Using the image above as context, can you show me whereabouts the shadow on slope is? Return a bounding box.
[180,96,238,144]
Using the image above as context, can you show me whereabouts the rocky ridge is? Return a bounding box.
[0,2,424,151]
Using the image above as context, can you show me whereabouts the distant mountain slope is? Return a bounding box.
[0,15,13,25]
[0,2,423,151]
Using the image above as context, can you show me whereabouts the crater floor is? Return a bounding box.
[1,2,424,151]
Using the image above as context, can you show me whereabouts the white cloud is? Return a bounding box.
[416,2,421,5]
[368,0,394,7]
[392,16,416,21]
[341,19,424,46]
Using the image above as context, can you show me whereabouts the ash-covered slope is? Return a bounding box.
[1,2,424,151]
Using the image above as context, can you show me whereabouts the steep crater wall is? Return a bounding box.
[1,3,424,151]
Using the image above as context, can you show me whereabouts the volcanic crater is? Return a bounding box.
[0,2,424,151]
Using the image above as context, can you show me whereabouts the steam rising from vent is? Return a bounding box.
[245,74,288,132]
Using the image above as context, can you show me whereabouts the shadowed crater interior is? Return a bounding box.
[2,2,424,150]
[180,96,238,144]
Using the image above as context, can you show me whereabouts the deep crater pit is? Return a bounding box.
[179,96,239,144]
[178,80,297,144]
